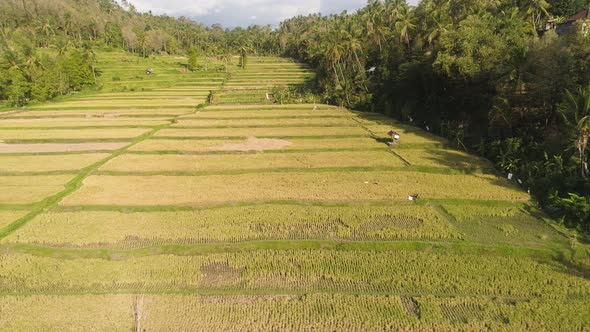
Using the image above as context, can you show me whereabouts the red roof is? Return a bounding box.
[567,8,590,23]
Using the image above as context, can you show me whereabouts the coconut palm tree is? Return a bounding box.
[81,43,98,84]
[362,0,389,52]
[427,10,451,46]
[219,53,232,72]
[386,0,407,23]
[560,85,590,178]
[34,18,55,47]
[521,0,551,32]
[395,6,415,56]
[236,41,252,69]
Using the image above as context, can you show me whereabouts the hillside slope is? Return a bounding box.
[0,53,589,330]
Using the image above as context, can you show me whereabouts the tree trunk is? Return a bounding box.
[580,134,589,178]
[336,60,351,105]
[332,65,340,86]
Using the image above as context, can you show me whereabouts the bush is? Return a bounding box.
[188,47,199,71]
[551,193,590,232]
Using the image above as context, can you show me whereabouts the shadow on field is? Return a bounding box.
[551,250,590,280]
[421,149,495,175]
[355,112,420,131]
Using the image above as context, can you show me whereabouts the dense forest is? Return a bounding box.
[0,0,589,232]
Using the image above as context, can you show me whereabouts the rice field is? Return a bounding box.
[182,108,348,119]
[0,118,169,128]
[129,137,383,152]
[214,57,313,104]
[442,204,569,247]
[0,52,586,329]
[1,249,588,298]
[3,110,186,117]
[0,211,28,229]
[33,99,202,108]
[99,150,405,173]
[172,117,357,128]
[1,294,588,331]
[0,128,150,141]
[155,126,367,138]
[60,171,529,207]
[395,148,494,170]
[3,204,457,247]
[0,175,73,204]
[0,154,109,173]
[367,125,448,145]
[0,142,129,153]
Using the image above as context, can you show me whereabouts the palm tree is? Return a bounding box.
[220,53,232,72]
[386,0,407,23]
[362,1,389,52]
[236,42,252,69]
[427,10,451,46]
[55,37,70,56]
[560,85,590,178]
[81,43,98,84]
[34,18,55,47]
[341,19,364,73]
[522,0,551,32]
[395,6,415,56]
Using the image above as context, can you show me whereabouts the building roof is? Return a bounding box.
[566,8,590,23]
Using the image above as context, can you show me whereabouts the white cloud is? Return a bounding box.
[118,0,420,27]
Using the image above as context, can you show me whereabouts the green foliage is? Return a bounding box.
[239,51,248,69]
[550,0,590,17]
[271,85,320,104]
[435,15,508,79]
[0,46,95,106]
[552,193,590,231]
[5,69,31,106]
[60,50,94,90]
[188,47,199,71]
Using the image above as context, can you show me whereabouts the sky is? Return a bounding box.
[119,0,420,27]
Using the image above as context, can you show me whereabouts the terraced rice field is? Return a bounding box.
[214,57,313,104]
[0,53,588,330]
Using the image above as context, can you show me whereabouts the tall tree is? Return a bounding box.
[560,85,590,177]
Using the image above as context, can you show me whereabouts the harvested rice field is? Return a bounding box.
[0,142,129,153]
[0,128,150,141]
[3,109,187,117]
[155,126,367,138]
[0,53,587,330]
[0,118,169,128]
[172,117,357,128]
[0,154,109,173]
[182,109,348,118]
[129,137,383,152]
[0,211,28,229]
[100,151,405,173]
[0,175,73,204]
[32,98,204,108]
[60,172,529,206]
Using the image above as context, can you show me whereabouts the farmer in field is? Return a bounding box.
[387,130,400,145]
